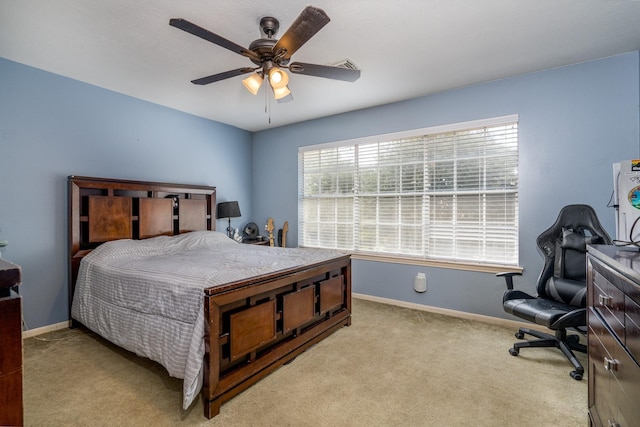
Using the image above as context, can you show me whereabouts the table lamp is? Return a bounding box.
[217,201,241,238]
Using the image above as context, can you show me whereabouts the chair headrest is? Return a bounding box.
[560,227,603,252]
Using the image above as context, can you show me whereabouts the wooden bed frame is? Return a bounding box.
[67,176,352,418]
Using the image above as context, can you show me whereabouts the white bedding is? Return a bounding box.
[71,230,346,409]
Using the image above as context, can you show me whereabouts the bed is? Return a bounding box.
[67,176,352,418]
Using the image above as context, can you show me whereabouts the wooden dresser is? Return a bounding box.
[0,258,23,426]
[587,245,640,427]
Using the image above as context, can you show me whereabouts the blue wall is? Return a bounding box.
[2,52,639,330]
[0,58,253,330]
[252,52,640,320]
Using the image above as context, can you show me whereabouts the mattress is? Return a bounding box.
[71,230,346,409]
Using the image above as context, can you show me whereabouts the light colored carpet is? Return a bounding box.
[23,298,587,426]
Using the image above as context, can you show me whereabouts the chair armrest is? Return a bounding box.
[496,271,522,290]
[550,308,586,330]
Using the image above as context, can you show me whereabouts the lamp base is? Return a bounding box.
[227,218,233,238]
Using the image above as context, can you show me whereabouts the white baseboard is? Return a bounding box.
[21,296,544,340]
[353,293,547,333]
[22,321,69,338]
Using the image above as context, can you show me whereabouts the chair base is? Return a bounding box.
[509,327,586,380]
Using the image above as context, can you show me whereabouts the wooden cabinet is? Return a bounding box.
[587,246,640,427]
[0,259,23,426]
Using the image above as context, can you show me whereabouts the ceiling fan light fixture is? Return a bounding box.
[171,6,360,112]
[273,85,291,100]
[268,67,289,89]
[242,73,263,95]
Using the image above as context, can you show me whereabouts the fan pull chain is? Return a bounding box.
[265,79,272,124]
[264,79,268,115]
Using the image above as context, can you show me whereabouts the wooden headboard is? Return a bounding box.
[68,176,216,317]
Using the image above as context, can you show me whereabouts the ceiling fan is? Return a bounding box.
[169,6,361,102]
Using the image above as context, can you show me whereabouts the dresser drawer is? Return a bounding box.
[588,310,640,427]
[588,313,621,426]
[589,310,624,380]
[612,337,640,427]
[591,267,626,343]
[626,295,640,366]
[590,311,640,427]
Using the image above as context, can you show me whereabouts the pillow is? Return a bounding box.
[560,227,602,252]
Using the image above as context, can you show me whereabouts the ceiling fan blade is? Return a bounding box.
[191,68,255,85]
[170,18,259,61]
[273,6,330,61]
[289,62,361,82]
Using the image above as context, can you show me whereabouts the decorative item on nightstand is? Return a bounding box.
[278,221,289,248]
[243,222,259,240]
[241,222,268,245]
[266,218,275,246]
[216,201,241,238]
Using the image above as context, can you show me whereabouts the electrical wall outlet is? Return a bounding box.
[413,273,427,293]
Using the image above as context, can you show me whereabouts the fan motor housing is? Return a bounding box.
[248,38,278,65]
[247,16,283,66]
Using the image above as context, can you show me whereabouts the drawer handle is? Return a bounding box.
[598,294,612,307]
[604,357,619,371]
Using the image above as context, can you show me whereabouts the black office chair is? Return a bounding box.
[498,204,611,380]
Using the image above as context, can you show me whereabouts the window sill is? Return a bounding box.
[350,253,523,274]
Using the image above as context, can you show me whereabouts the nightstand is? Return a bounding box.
[242,239,269,246]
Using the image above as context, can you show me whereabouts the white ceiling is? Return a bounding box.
[1,1,640,132]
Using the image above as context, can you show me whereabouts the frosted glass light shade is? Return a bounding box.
[242,73,263,95]
[269,68,289,89]
[273,85,291,100]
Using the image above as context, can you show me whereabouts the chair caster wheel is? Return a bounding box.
[570,371,583,381]
[515,332,525,339]
[509,348,519,356]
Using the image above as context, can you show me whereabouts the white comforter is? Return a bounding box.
[71,231,346,409]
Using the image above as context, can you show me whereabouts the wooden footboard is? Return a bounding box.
[202,255,352,418]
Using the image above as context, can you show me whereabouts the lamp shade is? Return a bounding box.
[242,73,263,95]
[217,201,241,219]
[269,67,289,89]
[273,85,291,100]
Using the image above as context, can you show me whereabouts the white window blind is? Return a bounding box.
[299,116,519,265]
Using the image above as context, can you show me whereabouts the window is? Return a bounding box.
[298,115,519,266]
